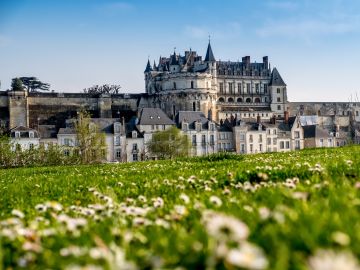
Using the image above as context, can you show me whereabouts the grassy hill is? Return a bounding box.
[1,146,360,269]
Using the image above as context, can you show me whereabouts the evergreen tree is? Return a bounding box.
[11,78,24,91]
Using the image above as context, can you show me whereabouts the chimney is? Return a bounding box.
[242,56,250,66]
[271,115,276,125]
[257,115,261,124]
[263,56,268,69]
[284,111,289,124]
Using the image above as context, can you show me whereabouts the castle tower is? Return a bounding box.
[269,68,288,116]
[144,59,152,94]
[204,40,216,77]
[204,41,217,120]
[8,88,28,128]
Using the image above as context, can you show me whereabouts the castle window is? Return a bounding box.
[182,123,188,131]
[228,97,234,102]
[237,83,241,94]
[15,132,20,138]
[173,82,176,89]
[237,98,243,103]
[132,143,138,151]
[246,98,252,103]
[277,97,281,102]
[356,111,359,116]
[265,97,267,102]
[191,81,194,89]
[201,135,206,146]
[114,123,121,133]
[277,105,281,110]
[255,84,259,93]
[219,83,224,93]
[277,88,281,93]
[132,131,137,138]
[246,83,251,93]
[115,149,121,158]
[264,84,268,94]
[210,135,215,146]
[228,83,233,94]
[193,102,196,111]
[29,131,34,138]
[255,98,261,103]
[115,135,121,146]
[218,97,225,102]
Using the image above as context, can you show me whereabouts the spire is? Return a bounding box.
[269,68,286,86]
[170,50,178,65]
[205,39,215,62]
[153,60,157,71]
[144,59,152,73]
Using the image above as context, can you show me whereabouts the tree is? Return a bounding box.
[83,84,121,95]
[17,77,50,92]
[11,78,24,91]
[75,111,107,164]
[146,126,190,159]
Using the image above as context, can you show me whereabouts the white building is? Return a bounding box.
[10,126,40,151]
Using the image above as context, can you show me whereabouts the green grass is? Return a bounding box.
[0,146,360,269]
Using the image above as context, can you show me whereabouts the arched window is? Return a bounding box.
[218,97,225,102]
[191,81,194,89]
[255,98,261,103]
[246,98,252,103]
[173,82,176,89]
[228,97,234,102]
[237,98,243,103]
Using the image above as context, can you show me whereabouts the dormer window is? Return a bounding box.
[132,131,137,138]
[15,131,20,138]
[182,122,188,131]
[210,123,215,131]
[114,123,121,133]
[29,131,34,138]
[196,122,201,132]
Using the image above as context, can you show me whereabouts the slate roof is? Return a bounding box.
[303,125,331,139]
[277,116,297,131]
[144,59,152,73]
[10,126,39,138]
[59,118,121,135]
[269,68,286,86]
[204,42,215,62]
[175,111,211,129]
[138,108,175,126]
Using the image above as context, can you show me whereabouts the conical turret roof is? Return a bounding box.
[144,59,152,73]
[269,68,286,86]
[205,41,215,62]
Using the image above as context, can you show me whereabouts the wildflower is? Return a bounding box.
[155,218,170,229]
[35,204,47,212]
[308,249,360,270]
[138,195,147,203]
[203,211,249,242]
[209,196,222,207]
[355,182,360,189]
[152,197,164,208]
[243,205,253,212]
[45,201,63,212]
[222,188,231,195]
[258,207,271,220]
[292,192,308,201]
[11,209,25,219]
[225,243,268,270]
[257,172,269,181]
[179,193,190,204]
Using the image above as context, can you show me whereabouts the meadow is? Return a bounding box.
[0,146,360,270]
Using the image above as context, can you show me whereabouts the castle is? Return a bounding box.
[1,42,360,160]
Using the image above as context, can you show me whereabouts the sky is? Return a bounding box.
[0,0,360,102]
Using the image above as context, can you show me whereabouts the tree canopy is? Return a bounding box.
[83,84,121,95]
[146,126,190,159]
[75,111,107,164]
[16,77,50,92]
[11,78,24,91]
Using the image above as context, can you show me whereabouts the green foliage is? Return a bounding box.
[10,78,24,91]
[0,146,360,269]
[18,77,50,92]
[146,126,190,159]
[74,110,107,164]
[0,135,78,168]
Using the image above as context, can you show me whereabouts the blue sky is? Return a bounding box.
[1,0,360,101]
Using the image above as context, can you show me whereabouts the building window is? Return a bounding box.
[237,83,241,94]
[249,144,253,152]
[64,138,72,146]
[64,149,70,156]
[267,138,271,145]
[259,134,263,143]
[264,84,268,94]
[255,84,259,93]
[295,140,300,149]
[182,123,188,131]
[210,135,214,145]
[328,138,332,146]
[132,143,138,151]
[356,111,359,116]
[219,83,224,93]
[280,141,284,149]
[191,81,194,89]
[173,82,176,89]
[277,105,281,110]
[277,88,281,93]
[115,149,121,158]
[286,141,290,149]
[294,131,300,139]
[29,132,34,138]
[249,135,253,143]
[29,143,34,150]
[273,138,277,145]
[133,153,138,161]
[114,124,120,133]
[240,144,245,153]
[192,135,196,146]
[246,83,251,93]
[240,133,245,141]
[320,139,324,147]
[196,123,201,132]
[15,132,20,138]
[277,97,281,102]
[201,135,206,146]
[115,136,121,146]
[228,83,233,94]
[259,144,262,151]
